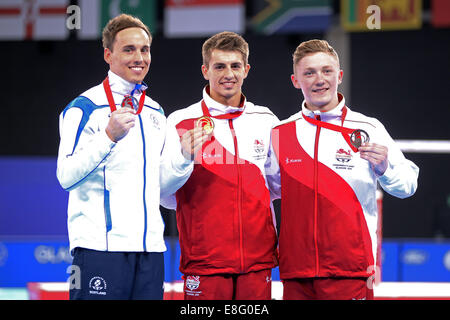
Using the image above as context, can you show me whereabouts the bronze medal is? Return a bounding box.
[350,129,370,148]
[196,116,214,134]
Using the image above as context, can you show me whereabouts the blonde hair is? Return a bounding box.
[293,39,339,68]
[202,31,249,67]
[102,14,152,51]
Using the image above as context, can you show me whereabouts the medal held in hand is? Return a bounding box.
[196,116,214,135]
[350,129,370,149]
[103,77,146,115]
[302,107,371,152]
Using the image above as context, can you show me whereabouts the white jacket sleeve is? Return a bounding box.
[265,128,281,200]
[376,122,419,199]
[159,113,194,207]
[56,107,116,190]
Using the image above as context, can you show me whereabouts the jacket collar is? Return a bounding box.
[107,70,148,97]
[302,92,346,121]
[202,85,246,117]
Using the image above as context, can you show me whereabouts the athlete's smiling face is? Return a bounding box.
[291,52,343,112]
[104,27,151,84]
[201,49,250,107]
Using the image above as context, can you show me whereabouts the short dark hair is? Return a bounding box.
[202,31,249,67]
[102,14,152,51]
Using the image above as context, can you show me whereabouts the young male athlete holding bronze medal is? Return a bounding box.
[265,39,419,300]
[160,32,279,300]
[57,14,166,300]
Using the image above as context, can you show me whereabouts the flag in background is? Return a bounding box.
[163,0,245,38]
[250,0,332,34]
[431,0,450,28]
[341,0,422,31]
[0,0,68,40]
[78,0,157,40]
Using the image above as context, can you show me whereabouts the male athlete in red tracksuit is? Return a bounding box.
[160,32,279,300]
[265,40,419,300]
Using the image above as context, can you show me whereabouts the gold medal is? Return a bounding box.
[196,116,214,134]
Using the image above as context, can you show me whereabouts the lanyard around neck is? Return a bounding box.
[102,77,146,115]
[196,90,246,134]
[201,100,244,120]
[302,107,363,152]
[201,86,246,120]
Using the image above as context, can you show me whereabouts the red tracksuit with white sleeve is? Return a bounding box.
[160,87,279,294]
[265,94,419,291]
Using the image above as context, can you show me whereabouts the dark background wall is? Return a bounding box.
[1,23,449,238]
[350,28,450,238]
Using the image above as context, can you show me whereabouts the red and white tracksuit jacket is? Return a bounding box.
[265,94,419,280]
[160,87,279,276]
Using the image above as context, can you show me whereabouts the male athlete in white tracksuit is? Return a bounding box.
[265,39,419,300]
[57,15,166,300]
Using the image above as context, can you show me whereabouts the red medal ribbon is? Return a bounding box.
[200,85,245,120]
[302,106,360,152]
[102,77,146,115]
[200,100,245,120]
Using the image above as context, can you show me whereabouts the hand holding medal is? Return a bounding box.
[105,106,136,143]
[103,77,144,143]
[359,142,388,176]
[347,121,388,176]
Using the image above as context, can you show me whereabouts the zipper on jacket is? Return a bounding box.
[313,114,321,276]
[138,115,148,252]
[103,166,111,251]
[229,119,244,272]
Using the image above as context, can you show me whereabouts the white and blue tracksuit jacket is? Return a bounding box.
[57,71,167,253]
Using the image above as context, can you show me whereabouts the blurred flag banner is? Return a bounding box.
[78,0,157,39]
[341,0,422,31]
[0,0,68,40]
[163,0,245,38]
[431,0,450,28]
[250,0,332,34]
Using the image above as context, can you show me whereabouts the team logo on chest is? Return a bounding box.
[254,139,264,154]
[335,148,352,163]
[333,148,355,170]
[253,139,266,160]
[149,113,160,130]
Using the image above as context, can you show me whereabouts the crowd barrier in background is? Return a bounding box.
[1,237,450,286]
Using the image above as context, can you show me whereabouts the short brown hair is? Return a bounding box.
[202,31,249,67]
[293,39,339,68]
[102,14,152,51]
